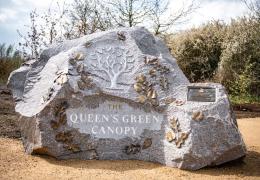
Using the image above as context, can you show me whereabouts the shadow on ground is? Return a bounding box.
[35,149,260,177]
[190,150,260,177]
[38,154,163,171]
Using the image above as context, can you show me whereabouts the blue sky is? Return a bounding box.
[0,0,250,46]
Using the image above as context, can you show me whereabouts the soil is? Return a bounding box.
[234,103,260,119]
[0,85,20,138]
[0,85,259,180]
[233,104,260,112]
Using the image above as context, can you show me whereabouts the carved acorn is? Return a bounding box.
[67,144,81,152]
[85,42,92,48]
[81,73,90,83]
[77,63,84,73]
[150,99,159,106]
[134,83,143,93]
[147,89,153,99]
[149,69,156,77]
[151,90,157,99]
[192,111,204,121]
[50,120,59,130]
[125,144,141,155]
[75,53,84,60]
[164,97,176,104]
[175,100,185,106]
[161,66,170,74]
[69,58,76,65]
[138,95,146,103]
[77,80,85,90]
[144,56,149,64]
[150,58,159,65]
[155,63,162,70]
[142,138,152,149]
[144,57,158,65]
[55,131,73,143]
[59,113,67,125]
[147,89,157,99]
[117,31,126,41]
[170,117,179,130]
[135,74,146,83]
[160,76,169,90]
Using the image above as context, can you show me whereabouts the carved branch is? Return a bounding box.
[89,46,135,89]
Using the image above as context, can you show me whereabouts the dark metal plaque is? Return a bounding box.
[187,86,216,102]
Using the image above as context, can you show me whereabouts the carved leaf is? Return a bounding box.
[166,131,175,142]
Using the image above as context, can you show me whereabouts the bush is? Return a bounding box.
[217,17,260,97]
[0,44,23,84]
[167,17,260,101]
[167,21,226,82]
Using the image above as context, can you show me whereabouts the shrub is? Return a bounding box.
[167,17,260,101]
[0,44,23,84]
[167,21,226,82]
[217,17,260,97]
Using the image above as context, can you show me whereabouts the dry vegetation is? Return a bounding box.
[0,44,23,84]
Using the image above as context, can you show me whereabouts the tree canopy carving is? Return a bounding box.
[90,46,135,89]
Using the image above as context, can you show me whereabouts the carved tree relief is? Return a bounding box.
[90,46,135,89]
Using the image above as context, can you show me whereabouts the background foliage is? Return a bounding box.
[167,16,260,103]
[0,44,23,84]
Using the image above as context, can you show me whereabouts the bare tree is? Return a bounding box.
[17,10,44,60]
[90,47,134,89]
[41,2,68,44]
[150,0,198,35]
[69,0,112,37]
[242,0,260,18]
[17,0,198,59]
[108,0,151,27]
[17,2,68,60]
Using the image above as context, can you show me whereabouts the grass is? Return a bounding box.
[230,94,260,105]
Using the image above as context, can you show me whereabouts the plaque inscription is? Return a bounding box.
[187,86,216,102]
[66,101,164,139]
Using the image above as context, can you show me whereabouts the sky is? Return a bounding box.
[0,0,250,46]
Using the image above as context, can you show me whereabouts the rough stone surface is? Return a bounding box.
[8,27,246,170]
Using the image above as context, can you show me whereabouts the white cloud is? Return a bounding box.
[174,0,249,30]
[0,8,17,23]
[0,0,68,44]
[11,0,54,9]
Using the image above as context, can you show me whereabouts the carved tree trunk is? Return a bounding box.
[110,73,120,88]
